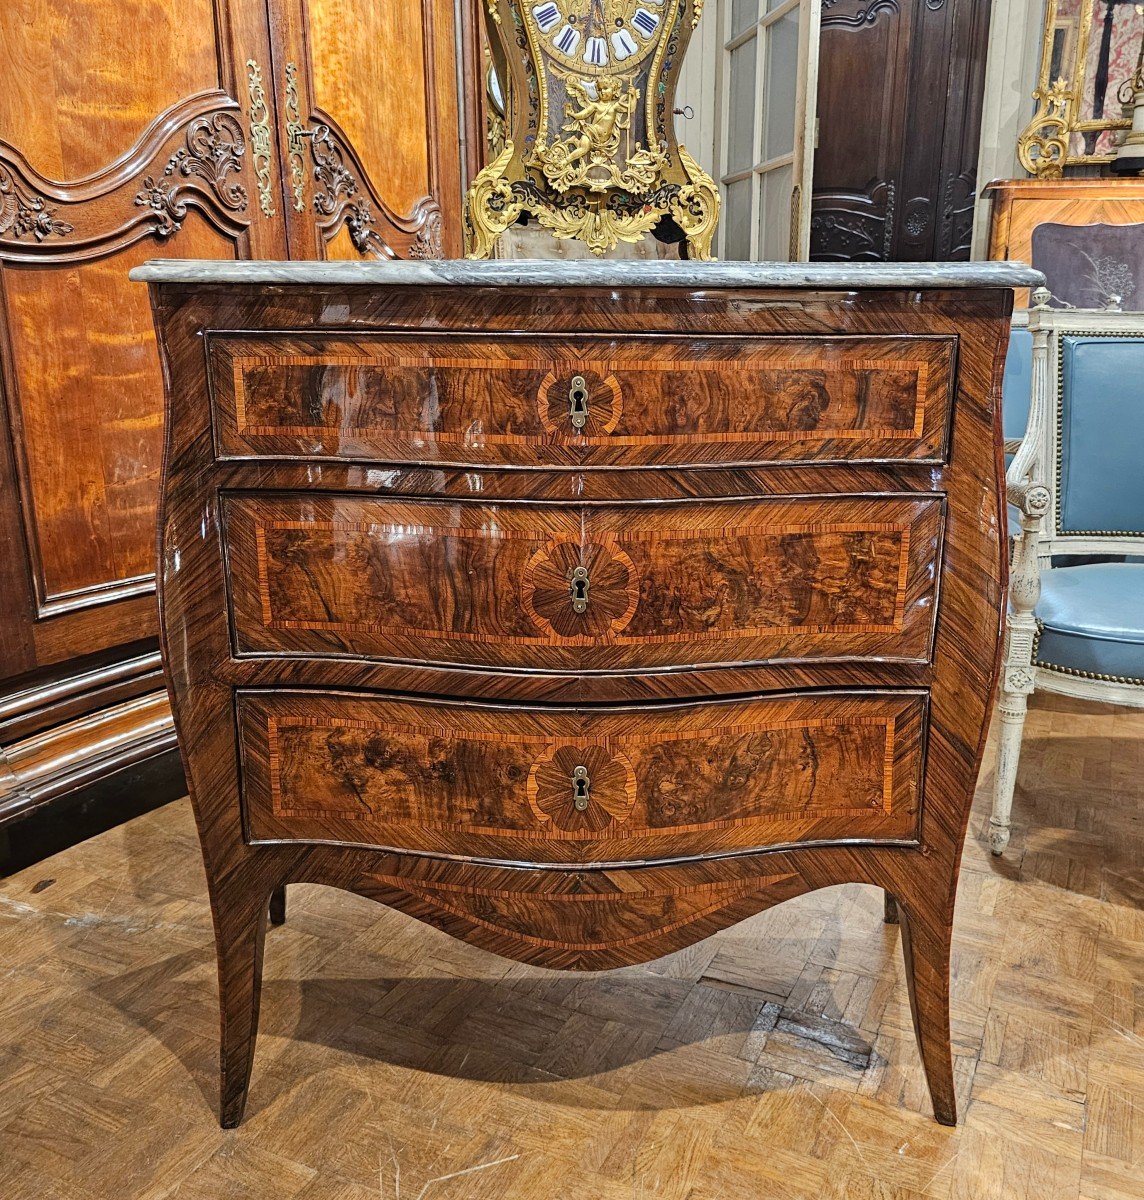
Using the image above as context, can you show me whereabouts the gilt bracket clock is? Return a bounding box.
[466,0,720,259]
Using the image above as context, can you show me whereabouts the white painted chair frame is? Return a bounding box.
[990,290,1144,855]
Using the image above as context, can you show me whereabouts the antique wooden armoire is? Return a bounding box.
[0,0,467,840]
[811,0,993,262]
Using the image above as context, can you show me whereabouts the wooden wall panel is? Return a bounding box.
[0,0,283,828]
[274,0,464,260]
[306,0,432,219]
[3,227,236,619]
[0,0,475,836]
[0,0,222,181]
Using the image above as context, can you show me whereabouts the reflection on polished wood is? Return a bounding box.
[209,331,955,466]
[239,690,925,866]
[224,493,943,670]
[0,692,1141,1199]
[0,0,470,840]
[145,269,1019,1131]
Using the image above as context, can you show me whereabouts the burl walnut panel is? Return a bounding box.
[223,493,943,671]
[238,690,925,862]
[208,332,955,467]
[140,267,1033,1129]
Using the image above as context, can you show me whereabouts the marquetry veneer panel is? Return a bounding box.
[237,690,925,864]
[208,332,956,467]
[143,267,1028,1127]
[223,493,944,672]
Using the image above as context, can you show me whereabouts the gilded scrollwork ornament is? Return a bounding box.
[1017,77,1072,178]
[246,59,276,218]
[467,0,719,260]
[1017,0,1134,177]
[284,63,307,213]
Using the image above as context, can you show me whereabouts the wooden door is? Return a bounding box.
[270,0,464,261]
[717,0,820,261]
[0,0,291,823]
[810,0,992,262]
[0,0,470,829]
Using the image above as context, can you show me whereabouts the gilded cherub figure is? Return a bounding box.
[561,76,635,167]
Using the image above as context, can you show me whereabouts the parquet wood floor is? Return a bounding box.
[1,692,1141,1200]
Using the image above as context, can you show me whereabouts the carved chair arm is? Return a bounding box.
[1003,288,1054,624]
[1007,476,1052,523]
[1005,287,1053,527]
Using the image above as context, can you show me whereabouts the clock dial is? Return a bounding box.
[528,0,669,74]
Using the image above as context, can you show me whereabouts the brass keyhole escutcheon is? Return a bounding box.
[569,375,589,430]
[570,565,590,614]
[572,765,590,811]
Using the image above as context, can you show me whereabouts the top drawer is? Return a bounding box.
[208,332,955,469]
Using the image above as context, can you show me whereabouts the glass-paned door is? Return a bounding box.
[719,0,820,261]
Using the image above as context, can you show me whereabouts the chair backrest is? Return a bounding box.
[1026,306,1144,561]
[1057,335,1144,539]
[1002,324,1033,445]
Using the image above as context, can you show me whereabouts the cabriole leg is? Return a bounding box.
[213,890,269,1128]
[269,885,287,926]
[898,901,957,1126]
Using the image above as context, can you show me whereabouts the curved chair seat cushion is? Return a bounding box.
[1035,562,1144,682]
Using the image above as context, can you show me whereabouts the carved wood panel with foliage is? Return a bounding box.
[0,0,470,829]
[811,0,991,262]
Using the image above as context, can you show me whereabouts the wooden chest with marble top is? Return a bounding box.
[134,257,1041,1128]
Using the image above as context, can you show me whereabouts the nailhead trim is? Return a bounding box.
[1032,621,1144,687]
[1055,331,1144,540]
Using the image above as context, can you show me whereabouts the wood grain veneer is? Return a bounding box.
[238,689,925,863]
[141,265,1028,1132]
[223,493,943,671]
[984,178,1144,307]
[208,332,955,467]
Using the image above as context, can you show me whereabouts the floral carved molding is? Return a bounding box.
[134,112,248,238]
[307,118,444,260]
[820,0,902,28]
[0,170,74,243]
[0,92,448,264]
[0,91,251,264]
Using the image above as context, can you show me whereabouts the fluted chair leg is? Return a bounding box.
[990,685,1030,855]
[992,291,1052,855]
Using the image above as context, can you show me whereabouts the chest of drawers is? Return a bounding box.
[135,258,1041,1129]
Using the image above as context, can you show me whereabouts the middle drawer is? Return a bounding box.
[223,493,943,673]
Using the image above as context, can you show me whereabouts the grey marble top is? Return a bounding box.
[130,258,1044,290]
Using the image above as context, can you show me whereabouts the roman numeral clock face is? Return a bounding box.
[530,0,667,73]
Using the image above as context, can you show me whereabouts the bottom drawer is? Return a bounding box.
[238,690,925,866]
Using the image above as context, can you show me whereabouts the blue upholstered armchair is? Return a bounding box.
[990,290,1144,854]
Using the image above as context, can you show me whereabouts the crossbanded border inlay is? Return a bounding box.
[251,519,916,644]
[366,871,802,953]
[263,710,902,837]
[230,352,933,446]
